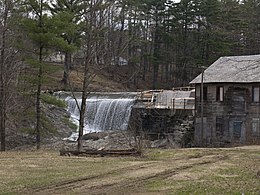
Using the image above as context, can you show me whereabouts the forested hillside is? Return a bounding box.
[0,0,260,150]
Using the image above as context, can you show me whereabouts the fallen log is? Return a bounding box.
[60,148,141,157]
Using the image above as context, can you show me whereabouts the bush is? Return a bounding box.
[41,93,66,108]
[61,117,78,130]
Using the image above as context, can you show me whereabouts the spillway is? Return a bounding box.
[65,93,137,135]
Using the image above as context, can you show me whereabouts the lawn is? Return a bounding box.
[0,146,259,195]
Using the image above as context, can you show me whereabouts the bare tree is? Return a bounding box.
[0,0,22,151]
[77,0,95,152]
[76,0,130,151]
[0,0,9,151]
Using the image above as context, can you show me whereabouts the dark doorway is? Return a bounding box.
[233,121,242,138]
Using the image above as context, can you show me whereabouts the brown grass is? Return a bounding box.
[0,146,259,195]
[42,63,129,92]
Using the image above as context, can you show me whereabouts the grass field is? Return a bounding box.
[0,146,259,195]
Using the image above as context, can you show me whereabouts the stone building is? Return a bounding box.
[131,89,195,146]
[190,55,260,146]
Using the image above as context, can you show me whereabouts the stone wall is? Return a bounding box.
[194,83,260,146]
[129,108,194,147]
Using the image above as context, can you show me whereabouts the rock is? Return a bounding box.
[82,132,100,141]
[151,139,168,148]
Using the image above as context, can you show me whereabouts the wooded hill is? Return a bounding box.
[0,0,260,151]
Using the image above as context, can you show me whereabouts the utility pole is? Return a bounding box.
[200,69,204,146]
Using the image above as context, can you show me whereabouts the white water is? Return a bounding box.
[65,96,136,140]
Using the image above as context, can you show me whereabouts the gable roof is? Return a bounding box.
[190,54,260,84]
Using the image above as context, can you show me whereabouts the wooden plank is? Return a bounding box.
[60,149,141,157]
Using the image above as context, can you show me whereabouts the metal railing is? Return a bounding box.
[172,98,195,110]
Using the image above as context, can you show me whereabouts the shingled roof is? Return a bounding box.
[190,54,260,84]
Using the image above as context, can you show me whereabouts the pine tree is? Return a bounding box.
[141,0,167,89]
[219,0,243,55]
[170,0,198,86]
[50,0,84,86]
[240,0,260,54]
[21,0,69,149]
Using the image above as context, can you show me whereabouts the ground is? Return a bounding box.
[0,146,259,195]
[42,63,152,92]
[3,63,259,194]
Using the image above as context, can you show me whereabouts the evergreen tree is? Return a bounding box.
[170,0,198,86]
[219,0,243,55]
[240,0,260,54]
[141,0,167,89]
[50,0,84,86]
[196,0,222,65]
[21,0,69,149]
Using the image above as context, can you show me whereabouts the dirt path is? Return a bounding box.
[24,153,227,195]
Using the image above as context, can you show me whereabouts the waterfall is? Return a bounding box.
[65,94,136,138]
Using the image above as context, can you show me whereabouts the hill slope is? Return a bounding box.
[42,63,165,92]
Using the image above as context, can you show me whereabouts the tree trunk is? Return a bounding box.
[0,0,9,151]
[78,0,94,152]
[115,3,126,66]
[142,50,147,81]
[142,19,149,81]
[35,0,43,150]
[35,46,43,150]
[0,38,6,151]
[152,29,160,89]
[62,52,71,86]
[77,45,90,152]
[77,62,88,152]
[165,63,169,83]
[152,10,161,90]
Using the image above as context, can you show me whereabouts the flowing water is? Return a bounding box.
[64,93,137,140]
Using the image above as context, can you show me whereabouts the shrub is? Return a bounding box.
[41,93,66,108]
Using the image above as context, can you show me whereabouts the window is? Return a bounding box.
[200,86,208,101]
[216,117,224,137]
[203,87,208,101]
[216,86,224,102]
[252,87,260,102]
[252,118,260,136]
